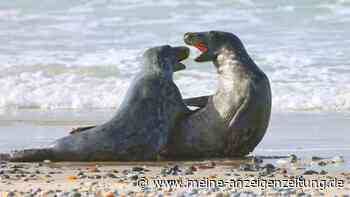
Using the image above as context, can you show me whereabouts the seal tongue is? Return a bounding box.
[194,42,208,52]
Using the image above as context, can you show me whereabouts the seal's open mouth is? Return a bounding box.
[173,46,189,71]
[184,32,210,62]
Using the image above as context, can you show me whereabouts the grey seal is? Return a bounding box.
[9,45,191,162]
[166,31,272,158]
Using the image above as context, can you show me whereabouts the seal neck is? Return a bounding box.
[142,57,173,80]
[213,46,260,80]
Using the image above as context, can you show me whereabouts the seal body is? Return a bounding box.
[10,46,191,162]
[167,31,271,158]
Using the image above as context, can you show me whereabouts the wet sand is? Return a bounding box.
[0,110,350,195]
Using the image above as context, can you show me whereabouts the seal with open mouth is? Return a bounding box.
[9,45,192,161]
[166,31,272,158]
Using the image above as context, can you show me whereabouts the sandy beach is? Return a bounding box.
[0,157,349,196]
[0,110,350,196]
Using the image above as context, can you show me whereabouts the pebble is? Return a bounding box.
[303,170,319,175]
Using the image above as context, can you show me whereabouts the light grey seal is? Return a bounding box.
[166,31,272,158]
[9,45,191,162]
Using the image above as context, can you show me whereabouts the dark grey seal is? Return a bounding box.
[9,45,191,162]
[166,31,272,158]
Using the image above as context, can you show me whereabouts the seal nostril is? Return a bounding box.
[184,33,192,41]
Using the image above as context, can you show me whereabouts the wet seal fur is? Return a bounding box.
[166,31,272,158]
[9,45,191,162]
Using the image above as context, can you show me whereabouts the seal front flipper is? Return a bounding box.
[70,125,96,134]
[183,95,210,108]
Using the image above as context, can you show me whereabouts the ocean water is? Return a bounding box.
[0,0,350,112]
[1,0,350,161]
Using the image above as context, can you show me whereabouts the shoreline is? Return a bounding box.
[1,110,350,195]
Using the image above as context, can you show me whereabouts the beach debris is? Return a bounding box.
[66,176,79,181]
[319,170,328,175]
[104,192,115,197]
[296,191,311,197]
[251,156,263,164]
[311,156,323,161]
[312,156,345,166]
[128,174,138,181]
[317,161,327,166]
[185,167,194,175]
[287,154,298,163]
[167,165,181,175]
[104,173,117,179]
[310,190,324,196]
[43,160,51,163]
[197,161,216,169]
[208,175,217,180]
[77,171,85,176]
[69,192,82,197]
[88,166,100,173]
[331,155,345,163]
[213,192,228,197]
[239,163,258,172]
[190,165,197,172]
[132,167,145,172]
[261,163,275,175]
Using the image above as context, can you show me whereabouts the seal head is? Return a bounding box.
[142,45,189,75]
[184,31,246,63]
